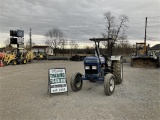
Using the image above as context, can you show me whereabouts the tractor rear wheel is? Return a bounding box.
[104,73,115,96]
[70,72,83,92]
[112,61,123,84]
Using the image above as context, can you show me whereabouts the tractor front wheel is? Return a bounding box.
[70,72,83,92]
[104,73,115,96]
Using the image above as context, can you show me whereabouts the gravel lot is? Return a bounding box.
[0,60,160,120]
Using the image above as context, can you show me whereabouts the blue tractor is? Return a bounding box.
[70,38,123,95]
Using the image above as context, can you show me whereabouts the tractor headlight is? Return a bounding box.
[85,66,90,70]
[92,66,97,70]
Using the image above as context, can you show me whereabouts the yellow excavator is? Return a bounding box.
[131,42,158,68]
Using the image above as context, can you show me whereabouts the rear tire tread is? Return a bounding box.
[112,61,123,84]
[70,72,83,92]
[104,73,115,96]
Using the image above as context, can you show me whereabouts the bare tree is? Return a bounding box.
[102,12,129,57]
[60,39,68,56]
[25,39,36,49]
[74,41,79,55]
[4,38,11,47]
[118,30,128,47]
[44,28,63,56]
[69,40,78,56]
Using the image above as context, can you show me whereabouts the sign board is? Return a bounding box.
[17,30,24,37]
[17,38,24,45]
[18,44,24,48]
[48,68,68,95]
[10,30,24,37]
[10,30,17,37]
[10,37,17,44]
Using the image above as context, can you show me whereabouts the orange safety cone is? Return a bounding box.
[0,60,4,67]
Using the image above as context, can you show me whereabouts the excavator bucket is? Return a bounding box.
[131,57,158,68]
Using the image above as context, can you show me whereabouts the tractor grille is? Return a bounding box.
[85,70,98,74]
[85,66,98,74]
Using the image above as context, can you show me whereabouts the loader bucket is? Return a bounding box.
[131,57,158,68]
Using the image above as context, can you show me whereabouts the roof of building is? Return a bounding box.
[150,44,160,50]
[32,45,49,48]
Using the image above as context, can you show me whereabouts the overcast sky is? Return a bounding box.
[0,0,160,47]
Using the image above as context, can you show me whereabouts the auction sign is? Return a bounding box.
[48,68,68,95]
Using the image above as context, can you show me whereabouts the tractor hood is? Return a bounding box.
[84,56,105,63]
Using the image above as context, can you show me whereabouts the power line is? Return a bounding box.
[128,21,144,24]
[127,26,144,29]
[147,25,160,27]
[148,16,160,19]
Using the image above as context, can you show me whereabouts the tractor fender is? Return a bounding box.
[111,55,122,61]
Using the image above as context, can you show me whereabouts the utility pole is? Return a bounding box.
[144,17,148,56]
[144,17,147,44]
[29,27,32,50]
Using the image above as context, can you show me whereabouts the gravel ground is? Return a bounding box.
[0,60,159,120]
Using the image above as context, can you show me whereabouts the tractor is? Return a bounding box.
[13,49,35,65]
[70,38,123,96]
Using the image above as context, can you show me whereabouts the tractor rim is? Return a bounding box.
[76,81,81,87]
[76,75,81,87]
[110,78,115,92]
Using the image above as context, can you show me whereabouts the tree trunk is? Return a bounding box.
[71,48,72,56]
[54,48,56,56]
[110,43,113,57]
[63,47,64,57]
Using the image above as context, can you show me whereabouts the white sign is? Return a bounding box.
[18,44,24,48]
[17,30,24,37]
[17,38,24,44]
[48,68,68,94]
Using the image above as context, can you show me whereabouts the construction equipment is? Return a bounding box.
[131,43,158,68]
[25,51,35,62]
[0,52,17,66]
[35,53,45,60]
[0,49,35,66]
[14,48,35,64]
[131,17,158,68]
[70,38,123,96]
